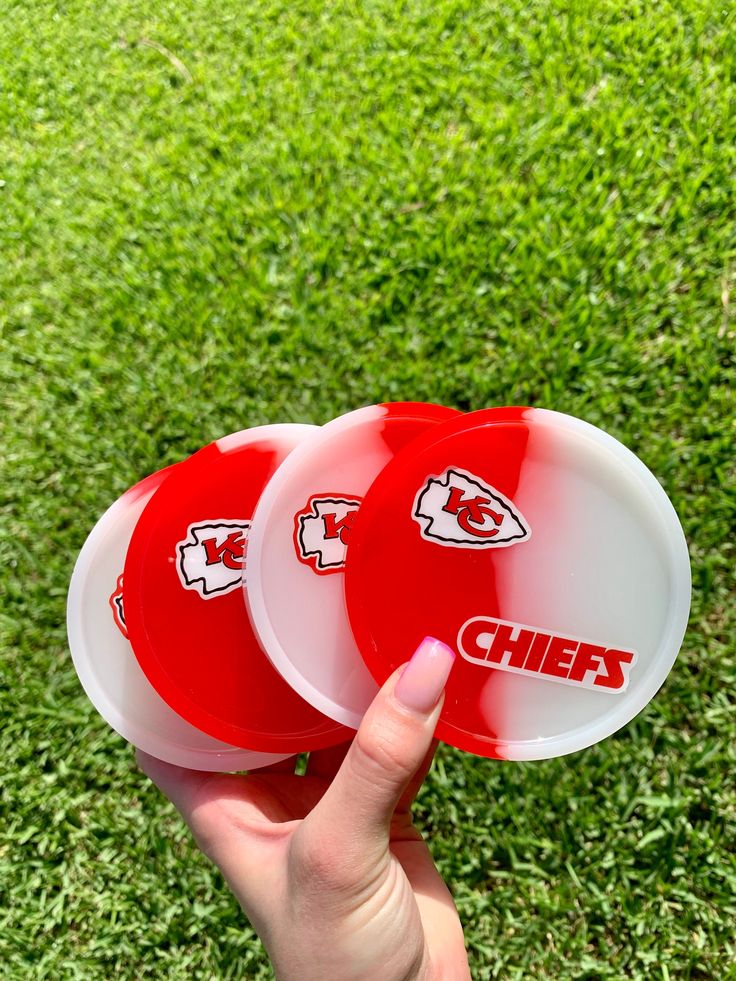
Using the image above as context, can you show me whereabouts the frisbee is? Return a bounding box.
[67,466,290,771]
[123,426,350,753]
[245,403,461,727]
[345,407,691,760]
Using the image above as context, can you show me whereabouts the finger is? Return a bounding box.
[136,750,286,929]
[296,637,455,886]
[258,755,298,775]
[136,750,218,817]
[305,740,352,780]
[135,751,265,847]
[136,749,297,831]
[135,750,287,911]
[396,738,439,815]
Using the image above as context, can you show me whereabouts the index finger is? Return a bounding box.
[306,739,353,780]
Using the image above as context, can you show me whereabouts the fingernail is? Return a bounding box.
[394,636,455,714]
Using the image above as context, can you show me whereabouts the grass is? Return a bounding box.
[1,0,735,977]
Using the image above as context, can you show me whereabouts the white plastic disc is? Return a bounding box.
[245,402,460,727]
[67,466,291,771]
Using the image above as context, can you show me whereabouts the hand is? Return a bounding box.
[137,637,470,981]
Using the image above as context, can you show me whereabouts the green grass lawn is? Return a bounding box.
[2,0,735,977]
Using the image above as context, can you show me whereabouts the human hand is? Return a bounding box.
[137,637,470,981]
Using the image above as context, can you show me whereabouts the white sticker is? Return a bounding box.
[457,615,637,693]
[413,468,530,549]
[294,495,362,574]
[176,520,250,598]
[109,573,128,638]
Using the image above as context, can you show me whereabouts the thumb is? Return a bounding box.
[297,637,455,884]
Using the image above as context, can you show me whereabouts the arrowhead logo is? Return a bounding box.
[109,573,128,638]
[413,468,530,549]
[294,495,363,574]
[176,520,250,598]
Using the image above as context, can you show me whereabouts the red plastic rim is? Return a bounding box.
[124,425,350,752]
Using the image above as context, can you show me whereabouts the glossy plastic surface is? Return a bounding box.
[245,403,461,727]
[67,467,290,770]
[124,426,350,752]
[345,408,691,760]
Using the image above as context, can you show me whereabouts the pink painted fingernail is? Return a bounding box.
[394,637,455,714]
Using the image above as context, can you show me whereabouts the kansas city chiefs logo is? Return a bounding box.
[176,520,250,598]
[294,495,362,574]
[413,468,530,549]
[109,573,128,638]
[457,616,637,692]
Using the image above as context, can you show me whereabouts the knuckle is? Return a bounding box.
[185,779,246,859]
[289,829,356,894]
[187,800,232,858]
[354,712,421,785]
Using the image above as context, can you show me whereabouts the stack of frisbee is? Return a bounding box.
[67,404,691,770]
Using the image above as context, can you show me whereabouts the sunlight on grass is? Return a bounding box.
[1,1,734,977]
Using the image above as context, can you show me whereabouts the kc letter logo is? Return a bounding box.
[295,495,362,574]
[413,468,530,549]
[176,520,250,598]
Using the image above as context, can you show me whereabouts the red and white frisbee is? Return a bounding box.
[245,403,461,727]
[123,426,350,753]
[345,407,691,760]
[67,467,290,771]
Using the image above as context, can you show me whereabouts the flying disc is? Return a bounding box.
[344,407,691,760]
[67,466,290,771]
[245,403,460,727]
[123,426,350,753]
